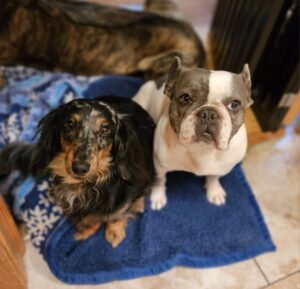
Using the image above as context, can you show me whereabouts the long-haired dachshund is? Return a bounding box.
[0,0,205,79]
[0,97,156,247]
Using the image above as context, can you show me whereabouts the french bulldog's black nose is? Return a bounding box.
[199,109,218,123]
[72,161,90,176]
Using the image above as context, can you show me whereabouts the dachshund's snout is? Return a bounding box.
[71,161,90,176]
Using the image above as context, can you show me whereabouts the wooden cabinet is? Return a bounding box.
[0,197,27,289]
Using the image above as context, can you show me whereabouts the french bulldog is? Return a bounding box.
[133,57,253,210]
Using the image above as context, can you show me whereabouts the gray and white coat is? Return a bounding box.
[133,57,253,209]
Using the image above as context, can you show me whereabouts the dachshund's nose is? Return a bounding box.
[72,161,90,176]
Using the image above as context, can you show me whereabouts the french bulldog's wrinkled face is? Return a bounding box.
[164,57,253,150]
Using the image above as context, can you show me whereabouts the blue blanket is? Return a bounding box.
[0,66,275,285]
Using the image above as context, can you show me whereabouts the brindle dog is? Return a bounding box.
[0,0,205,79]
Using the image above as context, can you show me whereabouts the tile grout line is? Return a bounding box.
[258,269,300,289]
[253,258,270,285]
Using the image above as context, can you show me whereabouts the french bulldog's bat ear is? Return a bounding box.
[240,63,254,107]
[240,63,251,91]
[164,56,182,98]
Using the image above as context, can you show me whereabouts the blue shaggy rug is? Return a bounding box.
[0,66,275,285]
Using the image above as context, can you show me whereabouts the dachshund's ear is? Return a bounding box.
[30,107,63,175]
[113,120,130,181]
[113,117,150,184]
[113,118,135,182]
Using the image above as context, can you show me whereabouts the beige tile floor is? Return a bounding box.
[23,132,300,289]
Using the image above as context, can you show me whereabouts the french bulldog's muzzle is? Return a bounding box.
[179,104,232,151]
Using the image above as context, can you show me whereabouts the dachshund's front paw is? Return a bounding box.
[105,218,128,248]
[105,226,126,248]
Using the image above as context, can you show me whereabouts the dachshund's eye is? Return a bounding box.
[179,94,193,105]
[64,120,77,130]
[100,124,110,135]
[227,100,241,111]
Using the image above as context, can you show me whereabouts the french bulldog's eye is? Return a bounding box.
[179,94,193,104]
[64,120,77,130]
[228,100,241,111]
[100,124,110,135]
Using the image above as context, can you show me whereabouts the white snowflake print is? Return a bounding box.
[37,181,63,213]
[38,192,53,208]
[37,180,50,192]
[63,91,76,103]
[22,193,63,251]
[20,107,29,129]
[6,113,20,142]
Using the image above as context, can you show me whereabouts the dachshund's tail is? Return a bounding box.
[0,143,35,182]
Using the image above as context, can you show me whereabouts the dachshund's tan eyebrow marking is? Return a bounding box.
[96,117,107,127]
[72,114,81,121]
[98,101,117,123]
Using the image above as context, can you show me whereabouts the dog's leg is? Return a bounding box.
[205,175,226,206]
[105,217,128,248]
[150,164,167,210]
[74,214,102,241]
[131,197,145,213]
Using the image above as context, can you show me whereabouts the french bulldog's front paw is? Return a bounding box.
[150,187,167,210]
[207,187,226,206]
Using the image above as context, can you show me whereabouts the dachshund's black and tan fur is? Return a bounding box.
[0,0,205,79]
[0,97,156,247]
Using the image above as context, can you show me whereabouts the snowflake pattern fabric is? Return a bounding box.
[0,66,99,148]
[21,179,63,252]
[0,66,100,252]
